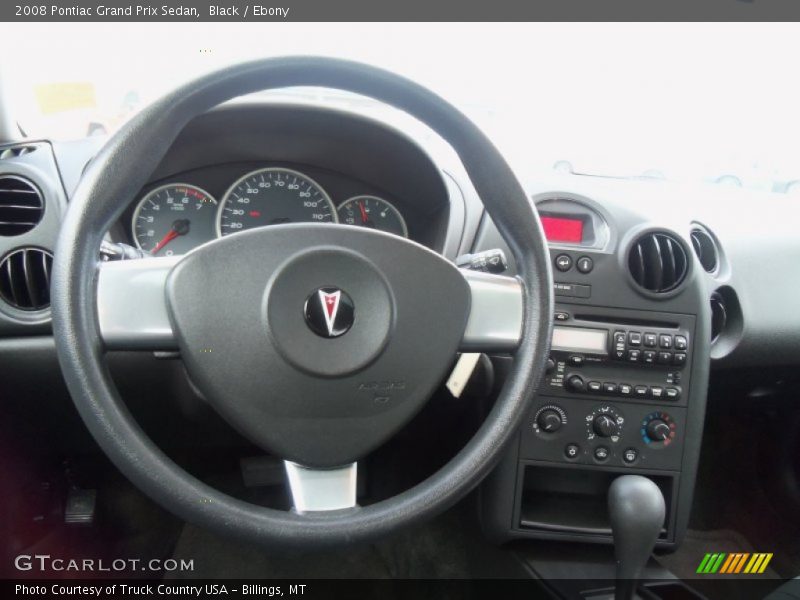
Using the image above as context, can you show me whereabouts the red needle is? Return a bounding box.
[358,201,368,224]
[152,229,179,254]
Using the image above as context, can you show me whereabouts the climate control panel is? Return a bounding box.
[522,397,684,471]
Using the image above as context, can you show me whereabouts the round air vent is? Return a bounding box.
[627,231,688,293]
[0,176,44,236]
[710,291,727,343]
[0,248,53,311]
[690,228,719,273]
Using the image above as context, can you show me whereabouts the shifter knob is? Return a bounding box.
[608,475,665,600]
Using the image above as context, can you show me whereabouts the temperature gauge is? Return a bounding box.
[337,195,408,238]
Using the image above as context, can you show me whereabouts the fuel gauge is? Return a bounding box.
[337,195,408,238]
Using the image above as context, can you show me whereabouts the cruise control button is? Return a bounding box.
[650,386,664,399]
[659,334,673,349]
[588,381,603,393]
[565,444,580,459]
[623,448,638,464]
[643,333,658,347]
[594,446,610,461]
[658,351,673,364]
[665,387,681,399]
[673,352,687,367]
[603,382,618,395]
[674,335,688,350]
[628,331,642,346]
[634,385,650,398]
[576,256,594,274]
[627,349,641,362]
[555,254,573,272]
[643,350,657,365]
[619,383,633,396]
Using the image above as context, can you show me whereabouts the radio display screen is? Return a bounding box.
[540,216,584,243]
[551,326,608,354]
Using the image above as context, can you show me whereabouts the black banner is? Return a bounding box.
[3,0,800,22]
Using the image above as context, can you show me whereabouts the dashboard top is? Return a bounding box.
[0,100,797,369]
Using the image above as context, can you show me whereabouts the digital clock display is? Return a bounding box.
[540,216,584,243]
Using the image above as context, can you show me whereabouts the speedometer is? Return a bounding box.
[217,168,336,237]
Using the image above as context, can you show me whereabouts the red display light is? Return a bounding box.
[540,216,584,243]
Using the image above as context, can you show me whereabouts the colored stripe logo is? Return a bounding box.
[696,553,773,574]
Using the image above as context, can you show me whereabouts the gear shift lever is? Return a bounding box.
[608,475,666,600]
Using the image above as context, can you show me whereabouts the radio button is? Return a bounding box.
[613,331,627,345]
[619,383,633,396]
[642,350,657,365]
[659,334,673,349]
[602,382,619,395]
[665,387,681,400]
[634,385,650,398]
[674,335,688,350]
[627,349,641,362]
[657,351,673,364]
[650,386,665,399]
[628,331,642,346]
[568,355,585,367]
[587,381,603,393]
[673,352,687,367]
[643,333,658,347]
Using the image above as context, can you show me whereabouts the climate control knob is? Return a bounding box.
[533,404,568,435]
[646,419,671,441]
[537,409,564,433]
[593,414,620,438]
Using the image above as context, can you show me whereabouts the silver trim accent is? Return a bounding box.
[95,258,523,353]
[96,256,179,350]
[460,270,523,352]
[284,461,357,513]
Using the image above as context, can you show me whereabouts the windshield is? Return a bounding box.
[4,22,800,192]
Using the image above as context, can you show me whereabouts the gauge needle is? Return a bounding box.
[153,219,190,254]
[358,201,370,224]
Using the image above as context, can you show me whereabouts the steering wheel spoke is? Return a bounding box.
[284,461,358,513]
[96,256,178,350]
[460,270,523,353]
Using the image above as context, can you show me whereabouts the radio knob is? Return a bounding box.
[536,409,564,433]
[565,374,585,392]
[646,419,671,441]
[592,414,619,438]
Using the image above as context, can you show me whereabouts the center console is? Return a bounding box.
[474,193,711,550]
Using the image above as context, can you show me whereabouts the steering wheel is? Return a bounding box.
[51,57,553,550]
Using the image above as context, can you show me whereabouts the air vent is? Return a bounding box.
[0,176,44,236]
[0,248,53,311]
[628,232,688,293]
[690,228,718,273]
[0,145,36,160]
[710,292,727,343]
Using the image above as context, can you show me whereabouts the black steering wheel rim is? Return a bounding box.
[51,56,553,550]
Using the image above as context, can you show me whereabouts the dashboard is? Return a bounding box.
[0,97,799,556]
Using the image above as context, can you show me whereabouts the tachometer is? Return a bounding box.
[132,184,218,256]
[217,168,336,237]
[337,195,408,238]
